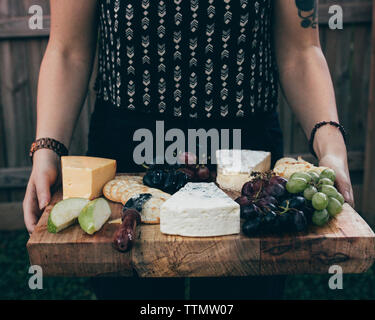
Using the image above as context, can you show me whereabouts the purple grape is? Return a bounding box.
[242,217,262,237]
[235,196,252,207]
[279,211,293,231]
[256,198,268,208]
[292,210,307,232]
[177,152,197,167]
[264,211,277,224]
[289,196,306,210]
[252,179,264,194]
[177,167,196,180]
[262,196,278,206]
[197,166,210,181]
[265,203,278,212]
[270,175,288,187]
[256,197,278,209]
[265,183,285,199]
[241,181,254,197]
[241,204,261,220]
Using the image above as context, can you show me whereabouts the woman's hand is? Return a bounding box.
[319,153,354,208]
[23,149,61,234]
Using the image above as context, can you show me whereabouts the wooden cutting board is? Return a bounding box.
[27,176,375,277]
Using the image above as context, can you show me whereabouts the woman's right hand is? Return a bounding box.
[23,149,61,234]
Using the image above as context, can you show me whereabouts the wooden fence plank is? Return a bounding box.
[0,167,31,188]
[0,202,24,230]
[351,25,371,149]
[362,0,375,226]
[319,1,373,24]
[0,16,50,39]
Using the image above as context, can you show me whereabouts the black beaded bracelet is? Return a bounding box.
[309,121,347,159]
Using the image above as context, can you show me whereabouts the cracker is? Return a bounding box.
[128,192,171,224]
[103,180,121,200]
[103,176,144,202]
[110,181,143,202]
[273,157,328,179]
[120,186,159,205]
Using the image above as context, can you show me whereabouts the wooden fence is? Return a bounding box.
[0,0,374,229]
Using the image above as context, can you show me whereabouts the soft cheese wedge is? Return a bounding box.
[78,198,112,235]
[216,149,271,192]
[47,198,90,233]
[62,156,116,200]
[160,183,240,237]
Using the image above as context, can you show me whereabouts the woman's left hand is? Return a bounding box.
[319,154,354,208]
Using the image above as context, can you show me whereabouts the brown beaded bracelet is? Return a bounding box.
[29,138,68,161]
[309,121,347,159]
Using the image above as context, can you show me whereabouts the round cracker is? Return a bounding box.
[142,193,171,224]
[103,176,144,202]
[103,180,121,201]
[127,192,171,224]
[112,183,135,202]
[120,186,160,205]
[110,181,143,202]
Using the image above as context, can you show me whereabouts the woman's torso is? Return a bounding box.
[95,0,279,120]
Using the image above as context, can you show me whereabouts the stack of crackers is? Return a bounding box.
[103,175,170,224]
[273,157,328,179]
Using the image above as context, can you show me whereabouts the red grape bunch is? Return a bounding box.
[236,172,309,237]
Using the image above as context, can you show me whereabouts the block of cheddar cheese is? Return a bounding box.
[62,156,116,200]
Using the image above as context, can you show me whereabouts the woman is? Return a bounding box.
[23,0,353,299]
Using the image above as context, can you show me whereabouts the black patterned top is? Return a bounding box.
[95,0,279,119]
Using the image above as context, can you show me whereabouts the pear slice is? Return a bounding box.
[47,198,90,233]
[78,198,112,235]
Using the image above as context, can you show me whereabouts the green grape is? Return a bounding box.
[290,172,312,183]
[333,192,345,205]
[319,178,334,186]
[320,168,336,182]
[319,184,339,198]
[307,171,320,183]
[312,209,329,226]
[303,185,318,201]
[312,192,329,210]
[327,197,343,217]
[286,177,308,194]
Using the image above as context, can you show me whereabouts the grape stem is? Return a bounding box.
[279,200,290,214]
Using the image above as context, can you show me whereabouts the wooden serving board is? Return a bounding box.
[27,176,375,277]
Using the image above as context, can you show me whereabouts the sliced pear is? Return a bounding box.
[47,198,90,233]
[78,198,112,235]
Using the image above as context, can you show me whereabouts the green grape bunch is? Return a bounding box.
[285,168,344,227]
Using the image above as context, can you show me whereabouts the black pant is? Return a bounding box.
[87,100,284,171]
[88,99,285,300]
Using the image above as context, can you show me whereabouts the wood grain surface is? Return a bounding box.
[27,176,375,277]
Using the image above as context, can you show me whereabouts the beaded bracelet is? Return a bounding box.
[309,121,347,159]
[29,137,68,161]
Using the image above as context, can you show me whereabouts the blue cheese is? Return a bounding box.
[160,183,240,237]
[216,149,271,192]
